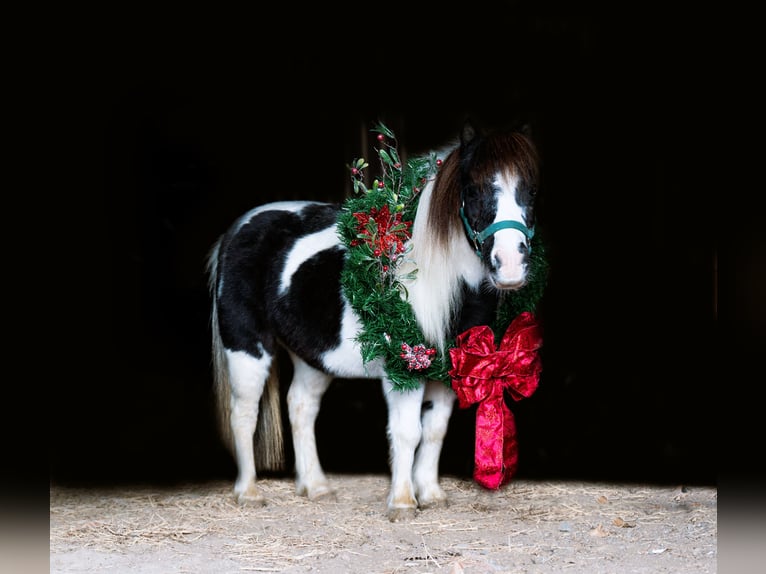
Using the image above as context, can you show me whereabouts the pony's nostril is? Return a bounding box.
[518,241,529,255]
[491,253,502,271]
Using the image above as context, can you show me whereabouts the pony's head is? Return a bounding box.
[404,120,541,351]
[429,121,540,290]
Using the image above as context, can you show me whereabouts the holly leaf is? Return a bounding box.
[373,122,395,139]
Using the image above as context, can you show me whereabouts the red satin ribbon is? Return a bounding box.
[449,311,542,489]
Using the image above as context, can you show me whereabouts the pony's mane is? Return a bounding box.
[401,146,467,354]
[403,128,540,353]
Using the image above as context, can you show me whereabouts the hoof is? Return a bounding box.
[416,485,448,510]
[387,506,418,522]
[418,497,449,510]
[296,480,335,502]
[309,488,337,503]
[235,492,266,507]
[235,484,266,507]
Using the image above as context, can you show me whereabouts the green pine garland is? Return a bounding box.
[337,123,548,391]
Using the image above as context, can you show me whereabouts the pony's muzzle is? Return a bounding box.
[490,243,528,289]
[492,275,527,290]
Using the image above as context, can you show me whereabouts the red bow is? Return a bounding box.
[449,311,542,489]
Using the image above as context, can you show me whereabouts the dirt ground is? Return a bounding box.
[49,474,716,573]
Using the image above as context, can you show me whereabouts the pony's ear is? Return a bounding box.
[461,120,476,144]
[519,123,533,138]
[460,118,483,145]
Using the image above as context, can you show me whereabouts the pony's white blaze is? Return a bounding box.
[490,172,529,288]
[280,224,340,294]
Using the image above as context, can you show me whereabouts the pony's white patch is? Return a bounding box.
[382,377,425,509]
[320,300,386,379]
[285,352,333,498]
[223,348,272,499]
[225,347,271,397]
[399,181,483,355]
[279,224,340,294]
[490,172,528,287]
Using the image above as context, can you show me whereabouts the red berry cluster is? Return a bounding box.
[400,342,437,371]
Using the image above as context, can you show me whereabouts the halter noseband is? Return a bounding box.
[459,204,535,258]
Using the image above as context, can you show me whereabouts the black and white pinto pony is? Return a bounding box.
[207,121,540,521]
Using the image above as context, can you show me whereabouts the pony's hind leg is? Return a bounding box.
[286,353,335,501]
[227,349,273,506]
[413,380,456,508]
[383,379,426,522]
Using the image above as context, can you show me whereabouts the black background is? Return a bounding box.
[46,3,750,494]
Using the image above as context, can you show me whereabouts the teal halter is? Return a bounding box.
[459,204,534,258]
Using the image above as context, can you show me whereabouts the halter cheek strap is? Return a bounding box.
[459,205,535,258]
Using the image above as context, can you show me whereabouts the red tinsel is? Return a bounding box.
[448,312,542,490]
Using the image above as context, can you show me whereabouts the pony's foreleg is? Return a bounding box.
[286,354,334,501]
[414,380,456,508]
[227,350,272,505]
[383,379,426,522]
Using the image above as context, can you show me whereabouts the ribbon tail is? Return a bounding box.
[473,392,516,490]
[500,402,518,487]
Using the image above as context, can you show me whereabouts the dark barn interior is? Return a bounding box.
[46,5,748,497]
